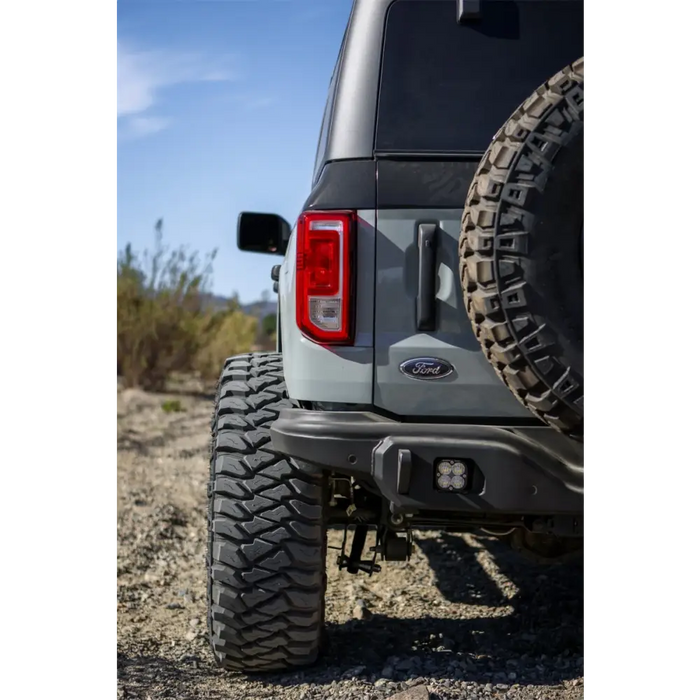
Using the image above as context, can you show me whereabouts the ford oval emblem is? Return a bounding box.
[399,357,454,381]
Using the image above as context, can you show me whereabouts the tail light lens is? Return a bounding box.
[296,210,355,345]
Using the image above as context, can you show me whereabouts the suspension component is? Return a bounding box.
[372,527,414,562]
[336,524,381,576]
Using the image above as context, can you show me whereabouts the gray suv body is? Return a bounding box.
[210,0,583,672]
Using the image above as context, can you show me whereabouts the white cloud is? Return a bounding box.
[120,116,171,141]
[117,41,234,139]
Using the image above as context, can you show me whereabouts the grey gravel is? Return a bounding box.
[387,685,430,699]
[117,384,583,700]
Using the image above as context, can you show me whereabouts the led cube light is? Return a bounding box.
[435,460,468,491]
[437,474,453,489]
[437,461,453,475]
[450,475,466,490]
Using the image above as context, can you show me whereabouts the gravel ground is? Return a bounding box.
[117,383,583,700]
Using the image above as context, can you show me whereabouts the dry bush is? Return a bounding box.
[117,221,257,391]
[193,302,258,382]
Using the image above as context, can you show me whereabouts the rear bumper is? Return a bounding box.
[270,409,583,517]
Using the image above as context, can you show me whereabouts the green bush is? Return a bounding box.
[117,221,257,391]
[261,313,277,338]
[161,399,185,413]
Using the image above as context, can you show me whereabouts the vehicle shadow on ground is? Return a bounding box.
[118,534,582,695]
[267,533,582,689]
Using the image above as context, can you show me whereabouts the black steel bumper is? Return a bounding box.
[270,409,583,516]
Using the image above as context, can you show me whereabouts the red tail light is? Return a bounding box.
[296,210,355,345]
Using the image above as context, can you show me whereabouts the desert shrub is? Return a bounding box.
[117,221,257,391]
[193,300,258,382]
[261,312,277,338]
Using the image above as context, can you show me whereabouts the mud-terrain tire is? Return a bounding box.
[459,58,584,440]
[207,353,326,672]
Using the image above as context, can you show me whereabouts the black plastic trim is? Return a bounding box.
[375,151,485,160]
[377,159,480,209]
[303,159,376,212]
[271,409,583,516]
[457,0,481,23]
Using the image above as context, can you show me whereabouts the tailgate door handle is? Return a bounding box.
[416,223,437,332]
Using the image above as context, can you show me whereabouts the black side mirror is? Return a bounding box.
[237,212,291,256]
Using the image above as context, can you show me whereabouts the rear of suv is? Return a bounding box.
[208,0,583,672]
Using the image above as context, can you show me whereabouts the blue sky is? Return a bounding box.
[118,0,353,302]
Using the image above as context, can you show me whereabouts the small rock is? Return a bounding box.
[381,665,395,678]
[353,605,371,620]
[189,617,200,627]
[395,658,413,671]
[344,665,366,678]
[507,672,517,680]
[385,684,430,699]
[165,602,183,610]
[375,679,389,687]
[184,630,197,642]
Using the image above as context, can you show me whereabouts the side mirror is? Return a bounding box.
[237,212,291,256]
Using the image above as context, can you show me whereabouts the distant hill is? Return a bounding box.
[202,294,277,320]
[241,299,278,320]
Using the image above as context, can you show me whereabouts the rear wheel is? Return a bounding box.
[459,58,584,440]
[207,353,327,672]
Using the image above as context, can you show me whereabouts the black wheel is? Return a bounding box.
[207,353,326,672]
[459,58,584,440]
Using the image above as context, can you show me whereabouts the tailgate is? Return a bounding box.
[372,0,583,419]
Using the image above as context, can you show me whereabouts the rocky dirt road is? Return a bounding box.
[117,384,583,700]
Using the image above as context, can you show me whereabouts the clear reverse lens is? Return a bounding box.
[309,297,341,330]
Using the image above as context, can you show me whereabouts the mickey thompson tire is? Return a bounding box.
[207,353,326,672]
[459,58,584,440]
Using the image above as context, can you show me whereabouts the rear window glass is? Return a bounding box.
[376,0,583,154]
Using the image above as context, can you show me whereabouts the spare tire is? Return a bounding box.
[459,58,583,440]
